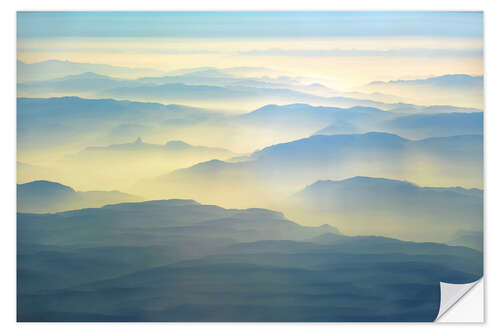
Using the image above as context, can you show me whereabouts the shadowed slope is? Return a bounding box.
[17,199,481,322]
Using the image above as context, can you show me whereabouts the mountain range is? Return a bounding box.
[363,74,483,109]
[17,97,483,157]
[17,199,482,321]
[240,103,392,132]
[17,60,165,82]
[16,65,484,321]
[288,176,482,244]
[17,72,372,110]
[317,111,483,139]
[83,137,232,155]
[17,96,224,151]
[145,132,483,206]
[46,138,236,191]
[368,74,483,89]
[18,70,484,112]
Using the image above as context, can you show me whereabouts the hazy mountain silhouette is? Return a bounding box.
[16,67,344,108]
[17,59,165,82]
[18,199,339,247]
[252,133,482,186]
[317,112,483,139]
[240,103,392,133]
[17,97,218,124]
[17,180,141,213]
[164,66,280,77]
[17,97,482,163]
[289,176,482,242]
[17,97,223,150]
[368,74,483,89]
[16,66,484,321]
[156,132,482,190]
[18,72,142,96]
[383,112,483,139]
[387,104,481,114]
[17,199,482,322]
[137,132,483,234]
[56,138,236,191]
[18,70,340,110]
[102,82,347,110]
[235,103,482,146]
[137,68,336,95]
[364,74,483,109]
[18,68,484,113]
[83,137,232,155]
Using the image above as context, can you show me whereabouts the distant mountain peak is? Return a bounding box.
[251,132,409,161]
[306,176,417,189]
[18,180,76,193]
[71,72,108,79]
[297,176,483,203]
[134,137,143,144]
[368,74,483,86]
[307,83,328,88]
[17,180,142,213]
[48,71,118,82]
[191,159,228,169]
[164,140,191,149]
[258,103,312,111]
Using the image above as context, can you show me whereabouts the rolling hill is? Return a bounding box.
[17,199,482,322]
[17,180,141,213]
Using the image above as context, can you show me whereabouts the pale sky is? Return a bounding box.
[17,12,483,89]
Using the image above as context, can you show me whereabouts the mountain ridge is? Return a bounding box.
[17,180,141,213]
